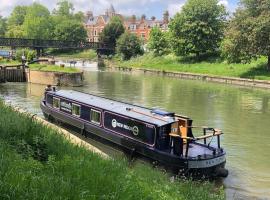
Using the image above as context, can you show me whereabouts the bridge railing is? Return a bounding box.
[0,37,110,50]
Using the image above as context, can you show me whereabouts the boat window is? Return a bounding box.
[90,109,101,124]
[72,104,81,117]
[53,97,60,109]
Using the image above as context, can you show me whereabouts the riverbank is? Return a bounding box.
[0,101,224,200]
[106,54,270,89]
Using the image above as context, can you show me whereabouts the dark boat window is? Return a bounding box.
[53,97,60,109]
[91,109,101,124]
[72,104,81,117]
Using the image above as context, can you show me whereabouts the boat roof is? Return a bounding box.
[49,90,177,127]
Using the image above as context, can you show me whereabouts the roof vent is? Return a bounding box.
[151,109,174,117]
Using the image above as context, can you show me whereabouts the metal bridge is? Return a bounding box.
[0,37,114,55]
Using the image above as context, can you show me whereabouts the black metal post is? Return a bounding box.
[203,128,206,145]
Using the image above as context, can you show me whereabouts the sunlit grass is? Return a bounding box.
[0,102,224,200]
[51,49,97,60]
[29,64,81,73]
[113,53,270,81]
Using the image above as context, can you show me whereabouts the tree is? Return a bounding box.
[5,6,28,38]
[221,0,270,70]
[0,16,7,37]
[169,0,226,59]
[52,0,74,18]
[53,20,87,42]
[99,16,125,48]
[116,32,144,60]
[22,3,53,39]
[148,27,169,56]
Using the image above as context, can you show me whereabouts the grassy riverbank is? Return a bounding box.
[29,64,81,73]
[0,102,224,200]
[50,49,97,60]
[112,53,270,81]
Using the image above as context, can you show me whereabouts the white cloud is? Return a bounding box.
[167,3,184,17]
[218,0,229,8]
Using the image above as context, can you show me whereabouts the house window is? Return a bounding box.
[90,109,101,124]
[94,30,97,36]
[72,104,81,117]
[53,97,60,109]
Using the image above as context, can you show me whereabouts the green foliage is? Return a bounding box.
[0,16,7,37]
[53,20,87,42]
[22,3,53,39]
[26,50,37,62]
[7,6,28,27]
[99,16,125,48]
[51,0,87,42]
[148,27,170,56]
[15,49,37,62]
[169,0,227,59]
[52,0,74,17]
[0,102,225,200]
[221,0,270,70]
[116,32,144,60]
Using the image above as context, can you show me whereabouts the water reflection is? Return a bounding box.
[1,68,270,199]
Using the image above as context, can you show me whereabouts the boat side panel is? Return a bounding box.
[103,111,156,147]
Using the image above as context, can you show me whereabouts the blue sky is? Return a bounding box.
[1,0,240,19]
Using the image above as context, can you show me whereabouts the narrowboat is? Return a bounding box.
[40,87,228,177]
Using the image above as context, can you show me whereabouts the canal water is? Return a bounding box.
[0,63,270,200]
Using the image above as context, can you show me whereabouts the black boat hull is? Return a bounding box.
[41,100,227,178]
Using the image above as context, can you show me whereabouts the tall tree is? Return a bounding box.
[221,0,270,70]
[116,32,144,60]
[52,0,74,18]
[0,16,7,37]
[51,0,87,42]
[53,20,87,42]
[148,27,169,56]
[22,3,53,39]
[99,16,125,48]
[5,6,28,38]
[169,0,226,59]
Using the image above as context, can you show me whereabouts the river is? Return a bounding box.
[0,63,269,200]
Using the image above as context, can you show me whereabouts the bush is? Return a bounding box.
[147,27,170,56]
[15,48,37,62]
[116,32,144,60]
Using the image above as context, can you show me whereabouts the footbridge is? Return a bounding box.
[0,37,114,56]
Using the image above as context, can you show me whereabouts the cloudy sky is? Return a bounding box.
[0,0,239,19]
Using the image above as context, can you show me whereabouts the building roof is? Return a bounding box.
[50,90,176,127]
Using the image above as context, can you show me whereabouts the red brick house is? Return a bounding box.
[124,11,169,43]
[84,5,169,43]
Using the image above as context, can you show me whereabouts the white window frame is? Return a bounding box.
[90,109,101,125]
[72,103,81,117]
[53,97,60,109]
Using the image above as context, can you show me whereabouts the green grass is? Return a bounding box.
[29,64,81,73]
[0,58,20,65]
[51,49,97,60]
[0,102,224,200]
[113,53,270,81]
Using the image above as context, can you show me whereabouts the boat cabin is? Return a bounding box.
[44,90,194,155]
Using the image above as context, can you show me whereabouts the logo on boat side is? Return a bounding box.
[111,119,139,136]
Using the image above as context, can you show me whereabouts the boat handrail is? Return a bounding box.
[169,131,223,141]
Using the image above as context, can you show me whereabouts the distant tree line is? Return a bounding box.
[0,0,87,43]
[147,0,270,70]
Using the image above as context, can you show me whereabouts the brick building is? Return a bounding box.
[84,5,169,43]
[84,5,122,42]
[124,11,169,43]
